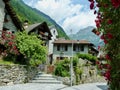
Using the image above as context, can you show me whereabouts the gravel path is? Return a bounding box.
[0,83,108,90]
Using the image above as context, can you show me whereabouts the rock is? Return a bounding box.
[7,82,14,86]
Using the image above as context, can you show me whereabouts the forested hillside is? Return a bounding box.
[9,0,69,39]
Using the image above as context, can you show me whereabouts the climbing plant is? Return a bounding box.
[15,31,47,66]
[88,0,120,90]
[0,31,47,66]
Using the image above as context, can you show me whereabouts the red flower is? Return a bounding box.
[104,39,108,44]
[107,19,112,24]
[96,61,100,65]
[104,70,110,80]
[105,54,111,60]
[88,0,93,2]
[98,46,100,50]
[94,10,97,14]
[98,64,103,69]
[107,33,113,39]
[13,46,17,50]
[95,19,101,28]
[8,42,13,46]
[96,3,101,7]
[100,35,105,40]
[111,0,120,8]
[90,2,94,9]
[104,64,112,69]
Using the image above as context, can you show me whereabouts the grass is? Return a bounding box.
[0,59,14,65]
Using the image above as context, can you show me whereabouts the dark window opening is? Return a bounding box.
[65,45,68,51]
[81,45,84,51]
[73,45,76,51]
[57,45,60,51]
[60,57,64,60]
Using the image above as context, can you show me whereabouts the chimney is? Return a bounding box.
[23,20,29,29]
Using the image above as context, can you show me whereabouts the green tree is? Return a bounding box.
[15,31,47,66]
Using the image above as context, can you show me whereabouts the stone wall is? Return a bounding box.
[55,65,106,86]
[0,0,5,37]
[0,64,38,86]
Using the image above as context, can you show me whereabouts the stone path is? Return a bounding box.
[0,83,108,90]
[61,83,108,90]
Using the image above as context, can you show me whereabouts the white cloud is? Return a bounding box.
[62,10,96,34]
[34,0,83,22]
[23,0,96,34]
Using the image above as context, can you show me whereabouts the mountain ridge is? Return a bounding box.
[9,0,69,39]
[69,26,104,47]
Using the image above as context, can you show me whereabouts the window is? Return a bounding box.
[60,57,64,60]
[57,45,60,51]
[53,30,55,35]
[73,45,76,51]
[81,45,84,51]
[56,57,60,60]
[65,45,68,51]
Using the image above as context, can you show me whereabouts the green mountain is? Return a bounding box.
[9,0,69,39]
[69,26,104,47]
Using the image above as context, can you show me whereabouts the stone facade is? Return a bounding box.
[55,59,106,86]
[55,65,106,86]
[0,65,38,86]
[3,14,18,33]
[0,0,5,37]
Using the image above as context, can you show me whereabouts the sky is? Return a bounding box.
[23,0,96,35]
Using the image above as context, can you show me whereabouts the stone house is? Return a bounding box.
[0,0,53,59]
[24,21,52,45]
[53,39,93,62]
[0,0,24,37]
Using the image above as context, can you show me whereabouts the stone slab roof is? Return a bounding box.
[54,39,93,45]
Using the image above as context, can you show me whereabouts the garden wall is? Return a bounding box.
[0,64,38,86]
[55,65,106,85]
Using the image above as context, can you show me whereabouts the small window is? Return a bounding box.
[53,30,55,34]
[12,31,15,33]
[65,45,68,51]
[57,45,60,51]
[81,45,84,51]
[73,45,76,51]
[56,57,60,60]
[60,57,64,60]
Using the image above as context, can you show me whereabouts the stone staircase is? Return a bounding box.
[30,72,62,84]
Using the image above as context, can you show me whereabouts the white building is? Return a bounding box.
[48,25,58,64]
[53,39,93,62]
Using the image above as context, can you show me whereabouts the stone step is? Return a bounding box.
[33,77,56,80]
[30,80,62,84]
[35,74,53,78]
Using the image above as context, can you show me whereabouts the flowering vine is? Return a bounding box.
[0,31,19,56]
[89,0,120,90]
